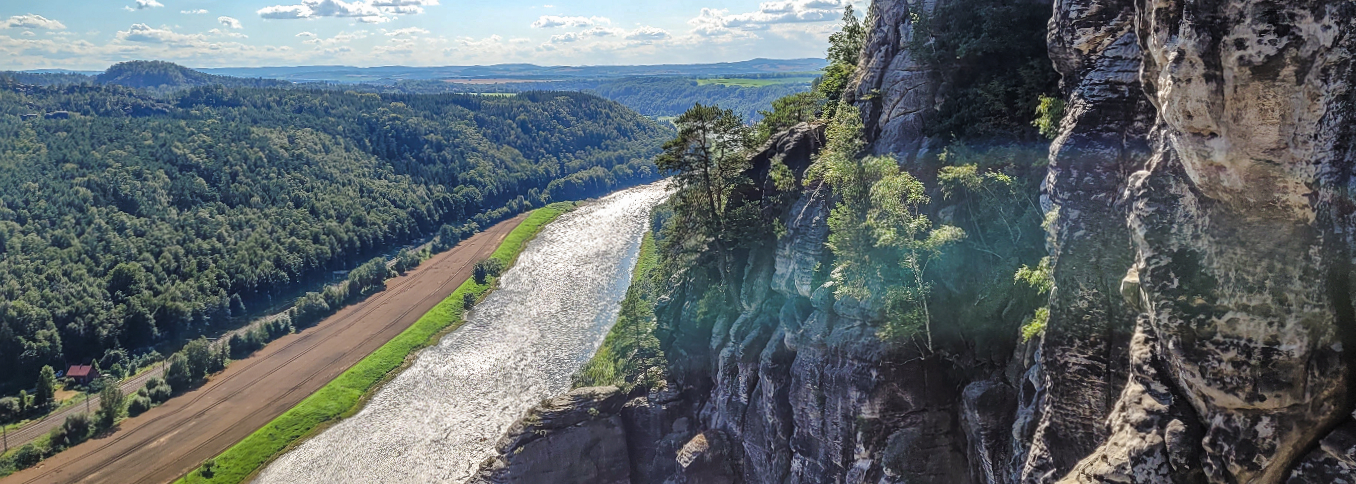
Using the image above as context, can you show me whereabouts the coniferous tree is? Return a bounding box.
[34,366,57,408]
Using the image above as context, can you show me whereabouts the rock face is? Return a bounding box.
[1018,0,1152,482]
[1115,1,1356,482]
[847,0,945,161]
[469,387,633,484]
[477,1,1356,483]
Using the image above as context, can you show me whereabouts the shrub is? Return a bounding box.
[292,292,331,328]
[435,222,479,252]
[473,258,505,285]
[97,383,125,427]
[55,412,92,448]
[146,377,173,403]
[462,292,477,310]
[348,257,395,294]
[11,443,42,469]
[393,249,422,274]
[1021,307,1049,342]
[128,350,163,372]
[165,353,190,391]
[127,395,152,416]
[1033,95,1065,140]
[0,397,17,424]
[182,338,213,382]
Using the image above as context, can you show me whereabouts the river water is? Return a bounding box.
[254,182,669,484]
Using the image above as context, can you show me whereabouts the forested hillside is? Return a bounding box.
[96,61,292,92]
[0,76,667,391]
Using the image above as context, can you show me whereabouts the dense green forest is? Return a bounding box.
[0,72,668,392]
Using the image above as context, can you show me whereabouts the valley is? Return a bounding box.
[4,214,524,484]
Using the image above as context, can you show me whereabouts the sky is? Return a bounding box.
[0,0,866,71]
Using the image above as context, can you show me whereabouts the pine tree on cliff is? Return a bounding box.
[655,104,755,304]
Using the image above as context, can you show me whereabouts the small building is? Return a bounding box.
[20,113,38,121]
[44,111,71,120]
[67,364,98,385]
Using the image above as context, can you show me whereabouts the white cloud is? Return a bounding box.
[116,23,204,45]
[582,26,623,37]
[219,16,244,29]
[3,14,66,30]
[296,31,317,37]
[130,0,165,10]
[384,27,429,36]
[690,0,849,36]
[548,32,580,44]
[182,9,209,15]
[626,26,670,41]
[303,30,369,47]
[208,28,248,39]
[258,0,439,23]
[370,0,439,6]
[531,15,609,28]
[382,6,424,14]
[258,5,312,19]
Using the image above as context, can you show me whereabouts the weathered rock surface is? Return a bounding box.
[1019,0,1153,482]
[1287,417,1356,484]
[847,0,944,161]
[473,1,1356,483]
[1117,1,1356,482]
[469,387,632,484]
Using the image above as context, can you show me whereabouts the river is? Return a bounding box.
[253,181,669,484]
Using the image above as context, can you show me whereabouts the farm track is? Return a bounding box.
[2,214,526,484]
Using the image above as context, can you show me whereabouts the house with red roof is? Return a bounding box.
[67,364,98,385]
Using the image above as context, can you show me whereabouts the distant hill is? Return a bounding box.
[95,61,291,90]
[199,58,829,83]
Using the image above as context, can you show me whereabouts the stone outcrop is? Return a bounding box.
[847,0,943,161]
[469,387,632,484]
[1018,0,1153,481]
[1111,1,1356,482]
[476,1,1356,483]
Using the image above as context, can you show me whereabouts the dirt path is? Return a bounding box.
[3,214,526,484]
[7,229,446,452]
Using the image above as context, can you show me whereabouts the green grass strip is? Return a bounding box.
[177,203,574,484]
[573,231,662,390]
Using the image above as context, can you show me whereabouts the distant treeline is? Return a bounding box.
[364,77,813,122]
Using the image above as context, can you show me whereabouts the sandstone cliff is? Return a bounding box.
[474,1,1356,483]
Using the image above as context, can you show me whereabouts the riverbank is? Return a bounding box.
[175,203,574,484]
[251,182,668,484]
[0,212,539,484]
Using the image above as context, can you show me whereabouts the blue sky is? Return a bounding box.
[0,0,865,70]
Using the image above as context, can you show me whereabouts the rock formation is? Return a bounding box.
[476,1,1356,483]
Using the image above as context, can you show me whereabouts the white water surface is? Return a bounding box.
[255,182,669,483]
